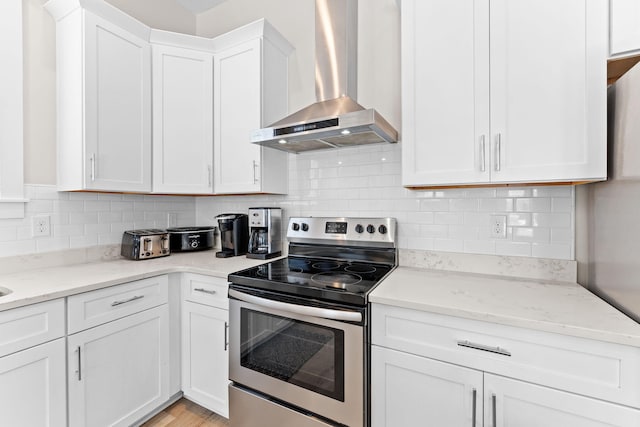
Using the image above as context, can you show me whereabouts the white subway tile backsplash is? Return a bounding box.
[495,240,532,257]
[419,224,449,238]
[532,243,572,260]
[434,212,464,225]
[532,187,573,197]
[479,198,514,212]
[551,197,573,213]
[450,198,479,212]
[407,236,435,250]
[515,197,552,212]
[464,240,495,254]
[513,227,551,243]
[532,213,572,228]
[551,228,573,244]
[0,145,577,261]
[420,199,450,211]
[433,238,464,252]
[0,185,196,258]
[507,213,532,227]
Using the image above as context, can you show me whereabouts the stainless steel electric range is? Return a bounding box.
[228,217,397,427]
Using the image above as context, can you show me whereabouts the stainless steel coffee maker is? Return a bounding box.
[247,207,282,259]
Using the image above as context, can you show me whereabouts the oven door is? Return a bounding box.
[228,287,364,427]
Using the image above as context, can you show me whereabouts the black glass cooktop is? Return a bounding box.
[228,257,394,306]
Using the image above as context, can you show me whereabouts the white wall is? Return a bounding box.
[106,0,196,34]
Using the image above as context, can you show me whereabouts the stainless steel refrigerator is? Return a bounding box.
[578,60,640,322]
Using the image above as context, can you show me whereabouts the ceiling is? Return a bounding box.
[175,0,228,14]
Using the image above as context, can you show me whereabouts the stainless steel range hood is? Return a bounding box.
[251,0,398,154]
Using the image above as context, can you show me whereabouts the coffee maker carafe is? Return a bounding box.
[247,207,282,259]
[215,213,249,258]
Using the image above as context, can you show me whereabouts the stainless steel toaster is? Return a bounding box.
[121,229,170,260]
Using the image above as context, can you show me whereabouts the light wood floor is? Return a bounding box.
[142,398,229,427]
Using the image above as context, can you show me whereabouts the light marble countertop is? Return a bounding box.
[370,267,640,347]
[0,251,266,312]
[2,248,640,348]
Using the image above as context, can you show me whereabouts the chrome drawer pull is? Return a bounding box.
[457,340,511,357]
[111,295,144,307]
[194,287,217,295]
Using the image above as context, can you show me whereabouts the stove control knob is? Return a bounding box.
[292,222,300,231]
[355,224,364,234]
[378,224,388,235]
[366,224,376,234]
[301,223,309,232]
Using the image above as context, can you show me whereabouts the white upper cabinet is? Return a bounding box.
[213,20,292,195]
[151,32,214,194]
[46,0,152,192]
[401,0,491,187]
[401,0,608,188]
[610,0,640,57]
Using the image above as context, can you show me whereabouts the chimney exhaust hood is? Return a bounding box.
[251,0,398,154]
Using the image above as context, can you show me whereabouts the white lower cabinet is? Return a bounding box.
[67,277,170,427]
[182,301,229,417]
[0,299,66,427]
[371,346,482,426]
[487,374,640,427]
[181,274,230,418]
[372,346,640,427]
[371,303,640,427]
[0,339,67,427]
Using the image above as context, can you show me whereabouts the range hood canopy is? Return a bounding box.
[251,0,398,154]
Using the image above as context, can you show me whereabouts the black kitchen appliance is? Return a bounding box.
[247,207,282,259]
[215,213,249,258]
[228,216,397,427]
[167,226,216,252]
[120,229,170,260]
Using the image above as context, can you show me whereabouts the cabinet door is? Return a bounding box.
[610,0,640,57]
[486,374,640,427]
[67,305,170,427]
[489,0,607,183]
[401,0,490,187]
[182,301,229,417]
[84,12,152,192]
[371,346,482,427]
[213,39,263,194]
[0,339,66,427]
[152,45,214,194]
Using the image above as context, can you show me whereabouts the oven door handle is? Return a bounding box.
[228,289,362,323]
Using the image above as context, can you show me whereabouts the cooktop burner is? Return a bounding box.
[229,256,393,306]
[229,216,398,306]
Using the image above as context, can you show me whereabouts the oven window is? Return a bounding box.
[240,308,345,401]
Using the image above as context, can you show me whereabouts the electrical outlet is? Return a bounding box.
[32,215,51,237]
[490,215,507,239]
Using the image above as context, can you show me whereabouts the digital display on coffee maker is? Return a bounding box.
[325,221,347,234]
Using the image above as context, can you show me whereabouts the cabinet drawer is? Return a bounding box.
[372,304,640,409]
[0,299,65,357]
[182,273,229,309]
[68,275,169,334]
